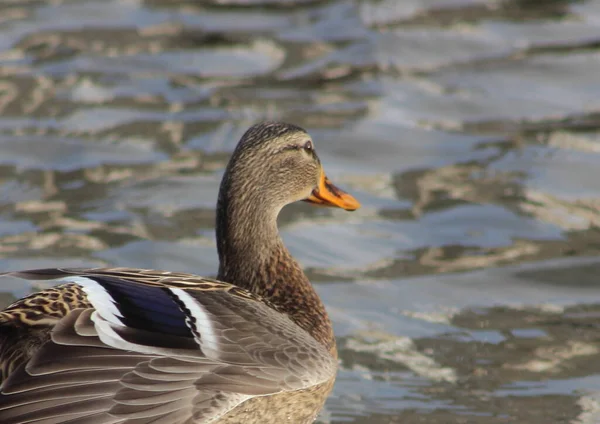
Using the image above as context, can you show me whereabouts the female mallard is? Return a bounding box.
[0,122,360,424]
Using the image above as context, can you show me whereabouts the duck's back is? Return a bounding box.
[0,268,337,424]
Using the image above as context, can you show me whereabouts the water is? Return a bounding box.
[1,0,600,422]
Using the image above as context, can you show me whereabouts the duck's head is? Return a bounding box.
[216,122,359,342]
[219,122,360,217]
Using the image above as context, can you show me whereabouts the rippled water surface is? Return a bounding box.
[1,0,600,422]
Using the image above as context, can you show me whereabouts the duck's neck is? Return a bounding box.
[216,194,335,350]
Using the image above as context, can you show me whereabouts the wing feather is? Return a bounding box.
[0,268,336,423]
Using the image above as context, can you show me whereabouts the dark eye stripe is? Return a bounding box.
[281,144,300,152]
[279,142,315,155]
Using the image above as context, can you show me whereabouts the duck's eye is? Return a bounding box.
[303,140,313,151]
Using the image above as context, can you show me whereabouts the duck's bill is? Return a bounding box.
[304,173,360,211]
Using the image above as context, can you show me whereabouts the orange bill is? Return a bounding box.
[304,170,360,211]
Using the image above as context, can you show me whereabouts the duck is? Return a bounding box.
[0,122,360,424]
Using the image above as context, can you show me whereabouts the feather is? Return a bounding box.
[65,277,124,327]
[0,268,337,423]
[169,288,220,355]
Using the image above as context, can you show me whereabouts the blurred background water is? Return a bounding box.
[1,0,600,422]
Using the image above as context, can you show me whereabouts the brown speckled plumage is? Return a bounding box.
[0,122,359,423]
[0,284,90,327]
[219,245,335,352]
[0,284,92,381]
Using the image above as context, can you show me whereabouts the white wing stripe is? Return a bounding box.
[92,311,162,355]
[170,288,219,357]
[64,276,124,327]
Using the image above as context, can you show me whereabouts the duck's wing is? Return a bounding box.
[0,268,337,424]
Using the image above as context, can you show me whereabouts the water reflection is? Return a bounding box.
[1,0,600,422]
[323,257,600,423]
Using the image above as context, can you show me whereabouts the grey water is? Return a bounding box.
[1,0,600,422]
